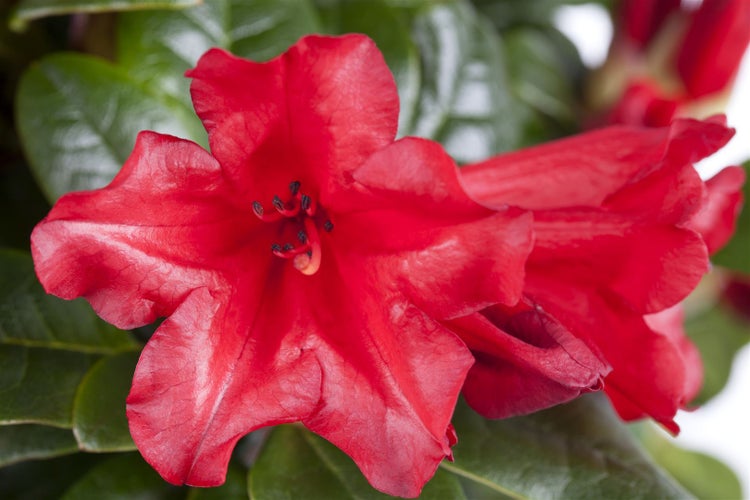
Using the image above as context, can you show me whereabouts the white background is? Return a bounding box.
[555,4,750,495]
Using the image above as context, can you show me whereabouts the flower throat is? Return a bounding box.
[252,181,332,276]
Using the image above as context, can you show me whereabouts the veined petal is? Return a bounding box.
[447,301,608,419]
[460,118,733,213]
[187,34,399,199]
[31,132,247,329]
[530,208,708,314]
[526,282,689,432]
[127,287,323,486]
[688,165,745,254]
[302,259,474,497]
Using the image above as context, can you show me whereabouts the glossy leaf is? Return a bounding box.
[16,53,205,202]
[0,249,138,353]
[117,0,321,110]
[633,423,743,500]
[405,1,518,163]
[444,395,691,499]
[186,463,247,500]
[686,303,750,404]
[0,453,103,500]
[0,344,26,391]
[10,0,199,31]
[60,453,183,500]
[713,163,750,274]
[72,352,138,452]
[0,424,78,466]
[0,346,93,426]
[249,424,466,499]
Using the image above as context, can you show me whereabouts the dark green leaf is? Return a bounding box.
[0,424,78,466]
[72,352,139,452]
[712,163,750,274]
[0,249,139,353]
[16,52,205,202]
[0,161,50,250]
[187,462,247,500]
[0,452,104,500]
[249,424,465,499]
[0,346,94,426]
[10,0,200,31]
[117,0,322,110]
[61,453,183,500]
[405,1,519,163]
[0,344,26,391]
[686,302,750,404]
[445,395,692,499]
[633,423,743,500]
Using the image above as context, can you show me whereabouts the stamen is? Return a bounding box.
[294,217,322,275]
[283,243,294,251]
[271,243,282,252]
[252,201,264,217]
[297,230,307,243]
[323,220,334,232]
[300,195,311,211]
[272,195,285,211]
[289,181,301,196]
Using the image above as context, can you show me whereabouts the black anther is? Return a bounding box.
[297,230,307,243]
[300,195,311,211]
[252,201,264,216]
[323,220,334,232]
[283,243,294,251]
[271,243,282,252]
[272,195,284,211]
[289,181,301,195]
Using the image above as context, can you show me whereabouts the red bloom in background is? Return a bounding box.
[458,116,734,431]
[31,35,534,497]
[597,0,750,127]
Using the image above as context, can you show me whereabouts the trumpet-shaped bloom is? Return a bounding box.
[31,35,534,497]
[459,116,734,431]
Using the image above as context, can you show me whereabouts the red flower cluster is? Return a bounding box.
[31,35,736,497]
[599,0,750,126]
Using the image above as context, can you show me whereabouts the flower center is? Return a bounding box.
[252,181,333,276]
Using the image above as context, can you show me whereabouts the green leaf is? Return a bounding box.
[0,453,104,500]
[712,163,750,274]
[0,249,139,353]
[0,346,94,426]
[0,424,78,466]
[249,424,465,499]
[10,0,200,31]
[633,423,743,500]
[61,453,183,500]
[686,302,750,404]
[405,1,519,163]
[15,52,205,202]
[187,462,247,500]
[117,0,322,110]
[72,352,139,452]
[445,394,692,499]
[0,344,26,392]
[0,161,50,250]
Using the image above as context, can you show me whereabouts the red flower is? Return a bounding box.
[596,0,750,127]
[30,35,534,497]
[458,116,734,431]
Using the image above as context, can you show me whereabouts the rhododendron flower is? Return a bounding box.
[593,0,750,127]
[30,35,535,497]
[458,116,735,431]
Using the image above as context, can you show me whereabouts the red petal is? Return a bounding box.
[618,0,682,48]
[127,287,324,486]
[187,35,399,199]
[337,137,534,317]
[31,132,246,329]
[645,305,703,406]
[527,282,689,432]
[530,208,708,314]
[677,0,750,97]
[688,166,746,254]
[449,300,608,419]
[300,263,473,497]
[605,80,680,127]
[460,118,733,214]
